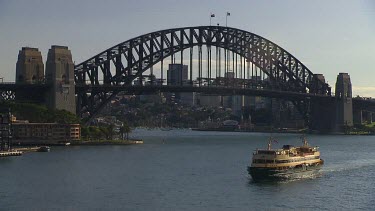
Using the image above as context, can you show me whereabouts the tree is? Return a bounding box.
[120,122,131,140]
[0,102,80,124]
[89,126,102,140]
[107,124,115,140]
[81,127,90,140]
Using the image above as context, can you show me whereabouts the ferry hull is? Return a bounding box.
[248,163,323,182]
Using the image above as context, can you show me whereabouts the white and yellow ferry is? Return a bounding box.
[248,137,324,181]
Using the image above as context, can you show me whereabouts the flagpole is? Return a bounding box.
[210,13,215,26]
[226,14,227,27]
[226,12,230,27]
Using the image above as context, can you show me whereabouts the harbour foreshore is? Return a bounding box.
[13,139,143,146]
[71,140,144,146]
[0,150,22,157]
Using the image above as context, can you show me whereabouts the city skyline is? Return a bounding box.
[0,0,374,97]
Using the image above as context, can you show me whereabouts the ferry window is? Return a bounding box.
[258,151,276,155]
[254,159,275,164]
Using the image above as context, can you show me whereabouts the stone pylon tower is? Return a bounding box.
[16,47,44,84]
[15,47,45,102]
[335,73,353,129]
[45,45,76,114]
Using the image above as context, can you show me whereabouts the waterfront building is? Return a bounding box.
[11,116,80,142]
[13,123,80,142]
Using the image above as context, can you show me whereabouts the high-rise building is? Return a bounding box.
[166,64,194,105]
[167,64,188,85]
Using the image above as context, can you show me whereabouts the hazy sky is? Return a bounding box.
[0,0,374,96]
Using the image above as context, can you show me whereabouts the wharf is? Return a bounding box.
[71,139,144,146]
[0,150,23,157]
[191,128,305,134]
[15,146,48,152]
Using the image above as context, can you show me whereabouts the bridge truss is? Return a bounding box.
[74,26,331,121]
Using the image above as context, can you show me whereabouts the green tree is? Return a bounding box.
[89,126,102,140]
[107,124,115,140]
[81,127,90,140]
[120,123,132,140]
[0,102,80,124]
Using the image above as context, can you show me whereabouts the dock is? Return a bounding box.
[0,150,23,157]
[71,139,144,146]
[15,146,46,152]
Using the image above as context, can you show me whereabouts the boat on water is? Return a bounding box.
[37,146,51,152]
[248,137,323,181]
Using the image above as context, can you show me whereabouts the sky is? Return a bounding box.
[0,0,374,97]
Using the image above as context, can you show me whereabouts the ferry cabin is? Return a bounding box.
[251,145,322,169]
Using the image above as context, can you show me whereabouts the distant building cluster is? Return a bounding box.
[132,63,304,128]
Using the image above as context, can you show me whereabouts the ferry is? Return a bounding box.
[248,137,323,181]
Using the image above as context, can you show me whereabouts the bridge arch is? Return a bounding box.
[74,26,331,119]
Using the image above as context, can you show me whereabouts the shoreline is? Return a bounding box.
[12,139,144,147]
[191,128,374,135]
[71,140,144,146]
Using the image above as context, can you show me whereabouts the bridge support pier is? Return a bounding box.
[310,98,336,132]
[353,109,363,125]
[368,112,373,124]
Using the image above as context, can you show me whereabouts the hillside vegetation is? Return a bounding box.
[0,102,80,124]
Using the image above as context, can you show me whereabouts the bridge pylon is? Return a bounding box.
[16,47,44,84]
[15,47,45,102]
[45,45,76,114]
[335,73,353,130]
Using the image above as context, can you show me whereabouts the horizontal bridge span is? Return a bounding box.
[0,83,50,91]
[353,98,375,112]
[75,84,333,101]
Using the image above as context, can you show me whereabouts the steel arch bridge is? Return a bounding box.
[74,26,331,121]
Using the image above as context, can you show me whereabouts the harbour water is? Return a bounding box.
[1,129,375,210]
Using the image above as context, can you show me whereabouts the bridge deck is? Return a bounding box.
[76,84,333,101]
[0,83,49,91]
